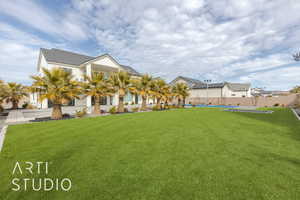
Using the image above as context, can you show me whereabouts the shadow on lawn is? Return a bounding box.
[229,108,300,141]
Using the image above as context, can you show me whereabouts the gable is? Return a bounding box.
[91,56,121,69]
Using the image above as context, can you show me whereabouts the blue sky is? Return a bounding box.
[0,0,299,90]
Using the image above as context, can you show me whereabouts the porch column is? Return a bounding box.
[114,93,119,106]
[86,64,92,112]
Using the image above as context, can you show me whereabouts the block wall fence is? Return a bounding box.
[186,94,300,107]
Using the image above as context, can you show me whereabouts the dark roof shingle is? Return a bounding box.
[40,48,140,75]
[41,48,95,66]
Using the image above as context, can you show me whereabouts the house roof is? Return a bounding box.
[226,83,251,91]
[192,82,225,89]
[170,76,203,87]
[120,65,140,76]
[41,48,95,66]
[40,48,140,75]
[192,82,250,91]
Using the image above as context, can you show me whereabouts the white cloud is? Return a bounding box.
[0,0,89,40]
[0,40,38,84]
[1,0,300,90]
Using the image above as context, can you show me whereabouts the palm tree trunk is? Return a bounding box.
[141,96,147,111]
[118,96,124,112]
[93,96,101,114]
[178,98,181,107]
[164,100,168,109]
[183,97,186,107]
[52,104,62,119]
[156,97,161,109]
[12,100,18,109]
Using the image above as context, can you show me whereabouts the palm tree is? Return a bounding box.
[30,68,81,119]
[110,71,132,113]
[83,72,115,114]
[150,79,168,109]
[173,82,189,107]
[130,74,153,111]
[0,80,8,112]
[161,85,174,108]
[3,82,28,109]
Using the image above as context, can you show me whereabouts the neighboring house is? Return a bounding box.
[170,76,251,98]
[251,88,290,97]
[30,48,141,109]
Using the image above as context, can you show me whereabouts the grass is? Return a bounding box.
[0,108,299,200]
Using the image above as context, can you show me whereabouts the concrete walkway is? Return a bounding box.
[0,125,8,151]
[292,108,300,120]
[5,110,29,123]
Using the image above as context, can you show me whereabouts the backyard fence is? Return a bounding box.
[186,94,299,107]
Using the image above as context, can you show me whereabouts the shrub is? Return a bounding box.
[152,105,160,111]
[125,102,128,105]
[124,107,129,113]
[132,107,139,112]
[131,102,135,105]
[164,105,170,110]
[294,103,300,108]
[26,104,37,109]
[273,103,279,107]
[75,108,87,118]
[63,113,72,118]
[109,106,117,114]
[22,102,28,109]
[0,105,3,112]
[281,104,285,107]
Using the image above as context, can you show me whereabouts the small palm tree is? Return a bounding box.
[173,82,189,107]
[30,68,81,119]
[110,71,132,112]
[130,74,153,111]
[0,80,8,112]
[3,82,28,109]
[83,72,115,114]
[150,79,168,109]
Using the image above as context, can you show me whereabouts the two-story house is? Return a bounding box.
[30,48,141,110]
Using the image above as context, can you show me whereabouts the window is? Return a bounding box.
[231,94,236,96]
[62,68,72,74]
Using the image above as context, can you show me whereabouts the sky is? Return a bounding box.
[0,0,299,90]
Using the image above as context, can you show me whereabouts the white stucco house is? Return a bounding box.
[170,76,251,99]
[30,48,142,110]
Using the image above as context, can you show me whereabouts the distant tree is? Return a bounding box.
[290,86,300,93]
[293,52,300,61]
[3,82,28,109]
[0,80,8,112]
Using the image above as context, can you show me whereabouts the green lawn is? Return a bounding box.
[0,108,299,200]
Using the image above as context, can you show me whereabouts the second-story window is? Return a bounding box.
[62,68,72,74]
